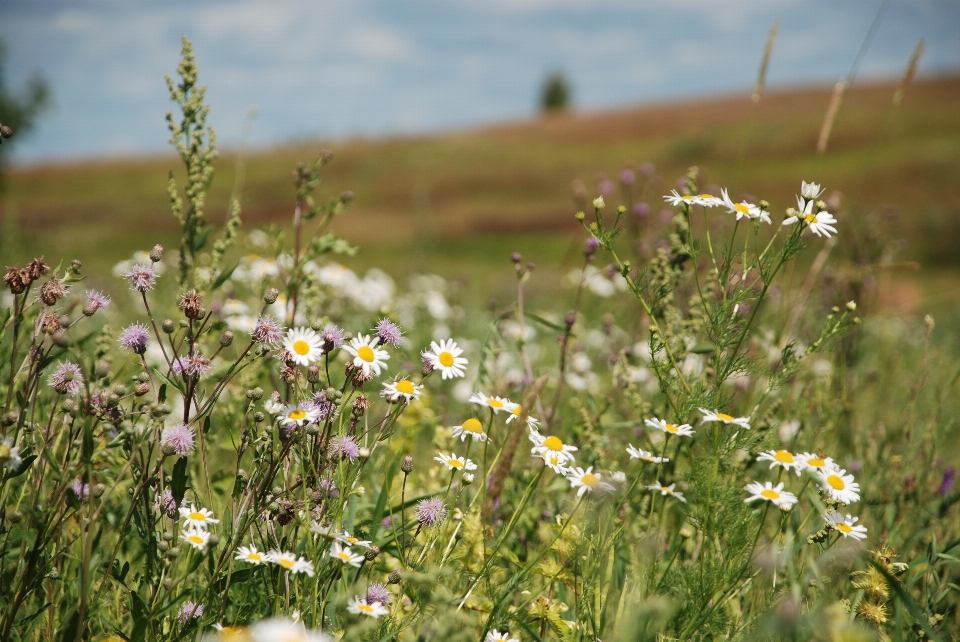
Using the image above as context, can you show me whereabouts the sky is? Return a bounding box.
[2,0,959,165]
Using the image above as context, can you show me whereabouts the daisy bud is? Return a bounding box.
[462,473,475,485]
[149,244,164,263]
[364,545,380,561]
[846,301,857,311]
[593,196,605,210]
[575,211,585,221]
[219,330,234,347]
[264,288,279,304]
[388,569,402,584]
[162,319,175,334]
[359,447,370,459]
[401,455,414,474]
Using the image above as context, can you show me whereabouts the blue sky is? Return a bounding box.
[3,0,959,164]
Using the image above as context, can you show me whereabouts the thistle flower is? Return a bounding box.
[347,596,389,619]
[49,361,84,395]
[422,339,468,379]
[178,289,203,319]
[172,352,212,378]
[366,583,392,606]
[252,315,284,344]
[416,497,447,528]
[72,479,91,499]
[320,323,345,351]
[306,394,337,422]
[124,264,157,292]
[344,334,389,377]
[83,290,111,315]
[154,488,178,517]
[375,318,403,347]
[329,435,360,463]
[38,278,67,305]
[382,378,423,403]
[119,323,150,354]
[160,423,195,456]
[177,601,204,625]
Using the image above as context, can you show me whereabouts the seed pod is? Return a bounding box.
[219,330,234,347]
[263,288,279,304]
[388,569,402,584]
[364,545,380,561]
[162,319,175,334]
[149,244,164,263]
[401,455,414,474]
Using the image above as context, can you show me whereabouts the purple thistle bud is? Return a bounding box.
[329,435,360,463]
[119,323,150,355]
[375,318,403,347]
[83,290,112,316]
[319,478,339,499]
[72,479,91,499]
[124,264,157,292]
[939,467,956,496]
[155,488,178,516]
[49,361,84,395]
[381,514,394,529]
[177,601,204,626]
[320,324,344,351]
[308,392,337,422]
[252,315,284,345]
[633,201,650,218]
[640,161,655,177]
[415,497,447,528]
[173,352,212,378]
[584,237,599,256]
[598,179,615,196]
[160,423,195,456]
[366,583,392,606]
[619,168,636,186]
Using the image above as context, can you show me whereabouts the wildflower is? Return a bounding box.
[422,339,468,379]
[283,327,323,366]
[818,468,861,504]
[469,391,519,414]
[721,188,765,222]
[49,361,84,395]
[347,596,390,619]
[83,290,111,315]
[382,378,423,403]
[756,449,802,475]
[451,417,487,442]
[800,180,824,200]
[310,522,337,539]
[626,444,669,464]
[124,264,157,292]
[644,417,694,438]
[72,479,91,499]
[344,334,389,377]
[822,509,868,540]
[179,504,219,530]
[0,437,21,471]
[647,481,687,503]
[248,618,330,641]
[566,466,615,497]
[264,396,285,415]
[329,435,360,463]
[744,481,798,509]
[179,527,211,550]
[267,550,315,575]
[119,323,151,354]
[416,497,447,528]
[592,195,605,210]
[252,315,284,345]
[320,323,345,351]
[529,431,578,471]
[795,452,835,473]
[172,352,212,378]
[160,423,195,456]
[938,466,956,496]
[177,601,204,625]
[279,404,319,429]
[663,191,720,208]
[506,405,540,429]
[335,531,372,549]
[486,631,520,642]
[699,408,751,430]
[328,543,364,568]
[366,583,392,606]
[154,488,177,516]
[783,196,838,237]
[434,452,477,472]
[375,318,403,347]
[178,289,204,319]
[234,545,266,564]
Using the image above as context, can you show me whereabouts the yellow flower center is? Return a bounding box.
[735,203,750,214]
[247,553,262,561]
[336,552,352,561]
[665,423,679,433]
[716,413,735,421]
[760,489,780,500]
[439,351,455,367]
[279,557,295,568]
[293,339,311,355]
[347,537,358,544]
[546,454,561,466]
[827,474,845,490]
[805,214,818,224]
[488,398,504,408]
[808,457,825,467]
[189,535,204,544]
[288,409,306,421]
[774,450,794,464]
[836,523,852,533]
[700,194,713,199]
[189,511,205,521]
[396,380,415,394]
[682,195,695,201]
[357,345,375,362]
[447,459,464,468]
[462,418,483,434]
[357,604,374,614]
[511,406,522,416]
[582,473,599,488]
[543,436,564,451]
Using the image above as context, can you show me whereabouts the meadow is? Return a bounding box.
[0,37,959,642]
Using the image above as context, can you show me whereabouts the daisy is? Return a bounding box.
[382,378,423,403]
[645,417,695,438]
[486,631,520,642]
[647,481,687,503]
[347,596,390,619]
[247,618,329,642]
[721,188,764,222]
[529,431,578,470]
[310,522,337,539]
[451,417,488,442]
[179,528,210,550]
[795,452,835,473]
[782,196,838,238]
[664,191,715,208]
[744,481,798,509]
[279,404,319,429]
[818,468,860,504]
[422,339,468,379]
[345,334,390,377]
[267,550,315,575]
[699,408,751,430]
[328,543,364,568]
[469,391,519,414]
[234,545,266,565]
[179,504,219,530]
[335,531,372,549]
[282,327,323,366]
[626,444,669,464]
[506,405,540,429]
[822,509,868,540]
[566,466,615,497]
[756,449,802,475]
[800,180,824,200]
[433,452,478,472]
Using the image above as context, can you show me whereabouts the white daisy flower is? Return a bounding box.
[422,339,468,379]
[279,404,319,428]
[506,405,539,429]
[626,444,669,464]
[469,391,518,414]
[433,452,478,472]
[647,481,686,503]
[782,196,838,238]
[283,327,323,366]
[347,596,390,619]
[335,530,372,549]
[744,481,798,509]
[328,542,364,567]
[822,509,868,540]
[664,191,719,208]
[451,417,488,442]
[721,188,764,222]
[756,449,802,475]
[235,545,266,564]
[800,180,824,200]
[566,466,615,497]
[310,522,337,539]
[644,417,695,438]
[485,631,519,642]
[818,468,860,504]
[179,504,219,530]
[529,431,578,471]
[179,528,210,550]
[699,408,751,430]
[263,397,285,414]
[382,378,423,403]
[344,334,389,377]
[795,452,835,473]
[247,618,330,642]
[267,550,315,575]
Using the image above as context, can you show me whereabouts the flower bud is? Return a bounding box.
[134,382,150,396]
[575,211,585,221]
[462,473,474,485]
[264,288,279,304]
[162,319,175,334]
[388,570,402,584]
[149,244,164,263]
[401,455,414,474]
[253,411,265,423]
[246,387,264,401]
[306,365,321,383]
[1,411,17,427]
[364,545,380,561]
[846,301,857,311]
[61,399,75,413]
[511,252,522,264]
[219,330,234,347]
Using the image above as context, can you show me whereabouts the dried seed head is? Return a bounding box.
[39,279,67,306]
[306,365,321,383]
[3,266,29,294]
[27,258,50,281]
[41,315,61,335]
[178,290,203,319]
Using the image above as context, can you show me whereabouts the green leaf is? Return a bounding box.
[171,457,189,505]
[372,452,401,538]
[129,591,148,642]
[689,343,716,354]
[153,367,187,397]
[7,454,37,478]
[525,313,566,333]
[158,383,167,403]
[192,225,213,253]
[210,262,238,290]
